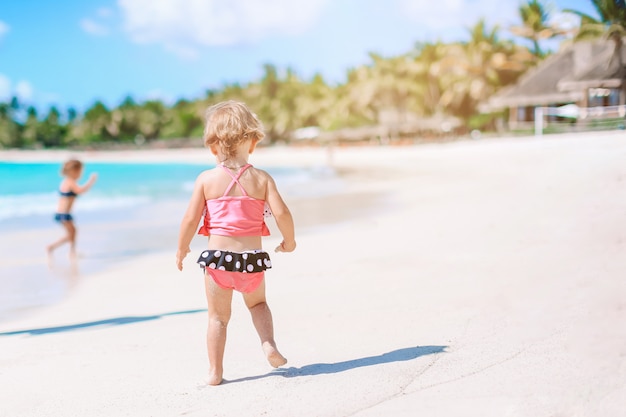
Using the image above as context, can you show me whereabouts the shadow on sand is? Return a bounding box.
[0,308,206,336]
[224,345,447,384]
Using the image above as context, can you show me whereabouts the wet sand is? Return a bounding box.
[1,131,625,417]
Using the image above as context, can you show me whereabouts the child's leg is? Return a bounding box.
[47,235,69,254]
[47,221,76,255]
[242,280,287,368]
[66,221,77,258]
[204,274,233,385]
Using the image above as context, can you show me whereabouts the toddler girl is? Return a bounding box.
[176,100,296,385]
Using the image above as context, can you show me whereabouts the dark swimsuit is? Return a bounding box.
[55,189,77,222]
[54,213,73,222]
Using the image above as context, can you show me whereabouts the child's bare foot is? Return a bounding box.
[206,370,223,386]
[263,342,287,368]
[46,246,55,267]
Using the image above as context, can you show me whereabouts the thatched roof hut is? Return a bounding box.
[484,40,626,130]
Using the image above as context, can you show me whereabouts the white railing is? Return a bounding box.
[534,104,626,136]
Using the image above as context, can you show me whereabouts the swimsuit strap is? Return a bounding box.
[220,164,252,197]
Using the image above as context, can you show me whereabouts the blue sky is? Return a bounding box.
[0,0,595,113]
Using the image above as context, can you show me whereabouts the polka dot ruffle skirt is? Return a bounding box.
[197,250,272,273]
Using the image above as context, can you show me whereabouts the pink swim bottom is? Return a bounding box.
[207,269,265,293]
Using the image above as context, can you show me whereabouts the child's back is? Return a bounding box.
[199,163,270,252]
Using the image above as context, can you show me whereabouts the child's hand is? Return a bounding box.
[176,248,190,271]
[275,240,296,253]
[89,173,98,182]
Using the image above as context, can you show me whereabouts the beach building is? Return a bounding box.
[484,39,626,131]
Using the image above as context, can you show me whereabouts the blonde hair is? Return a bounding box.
[61,159,83,176]
[203,101,265,159]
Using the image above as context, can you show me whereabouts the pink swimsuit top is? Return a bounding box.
[197,164,270,237]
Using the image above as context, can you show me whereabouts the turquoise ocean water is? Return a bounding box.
[0,160,333,321]
[0,162,312,229]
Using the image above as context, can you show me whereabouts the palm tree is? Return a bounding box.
[76,101,115,142]
[567,0,626,40]
[410,41,450,116]
[109,96,135,140]
[0,103,19,147]
[343,52,425,127]
[510,0,567,58]
[566,1,626,47]
[268,67,302,137]
[21,106,39,147]
[243,64,311,141]
[38,106,65,147]
[294,73,337,130]
[565,0,626,103]
[137,100,167,140]
[163,99,203,139]
[439,20,533,121]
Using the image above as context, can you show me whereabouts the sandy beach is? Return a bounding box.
[1,131,625,417]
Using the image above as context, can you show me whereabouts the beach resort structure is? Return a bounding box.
[485,40,626,132]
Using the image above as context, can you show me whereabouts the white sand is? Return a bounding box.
[1,131,625,417]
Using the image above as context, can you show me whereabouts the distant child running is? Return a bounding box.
[176,100,296,386]
[47,159,97,259]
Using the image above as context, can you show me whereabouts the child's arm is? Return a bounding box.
[71,173,98,194]
[176,175,206,270]
[265,176,296,253]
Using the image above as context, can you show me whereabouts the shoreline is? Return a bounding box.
[0,151,384,322]
[1,131,625,416]
[0,187,386,323]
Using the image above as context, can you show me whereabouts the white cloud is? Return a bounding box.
[398,0,519,34]
[80,18,110,36]
[15,81,34,101]
[81,7,114,36]
[117,0,329,56]
[0,76,34,103]
[164,42,200,60]
[0,20,9,39]
[550,11,580,33]
[97,7,114,18]
[0,74,10,101]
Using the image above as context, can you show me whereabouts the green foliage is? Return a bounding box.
[0,103,20,148]
[588,117,626,129]
[566,0,626,41]
[37,107,65,147]
[511,0,567,58]
[468,112,501,131]
[566,0,626,104]
[0,1,585,148]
